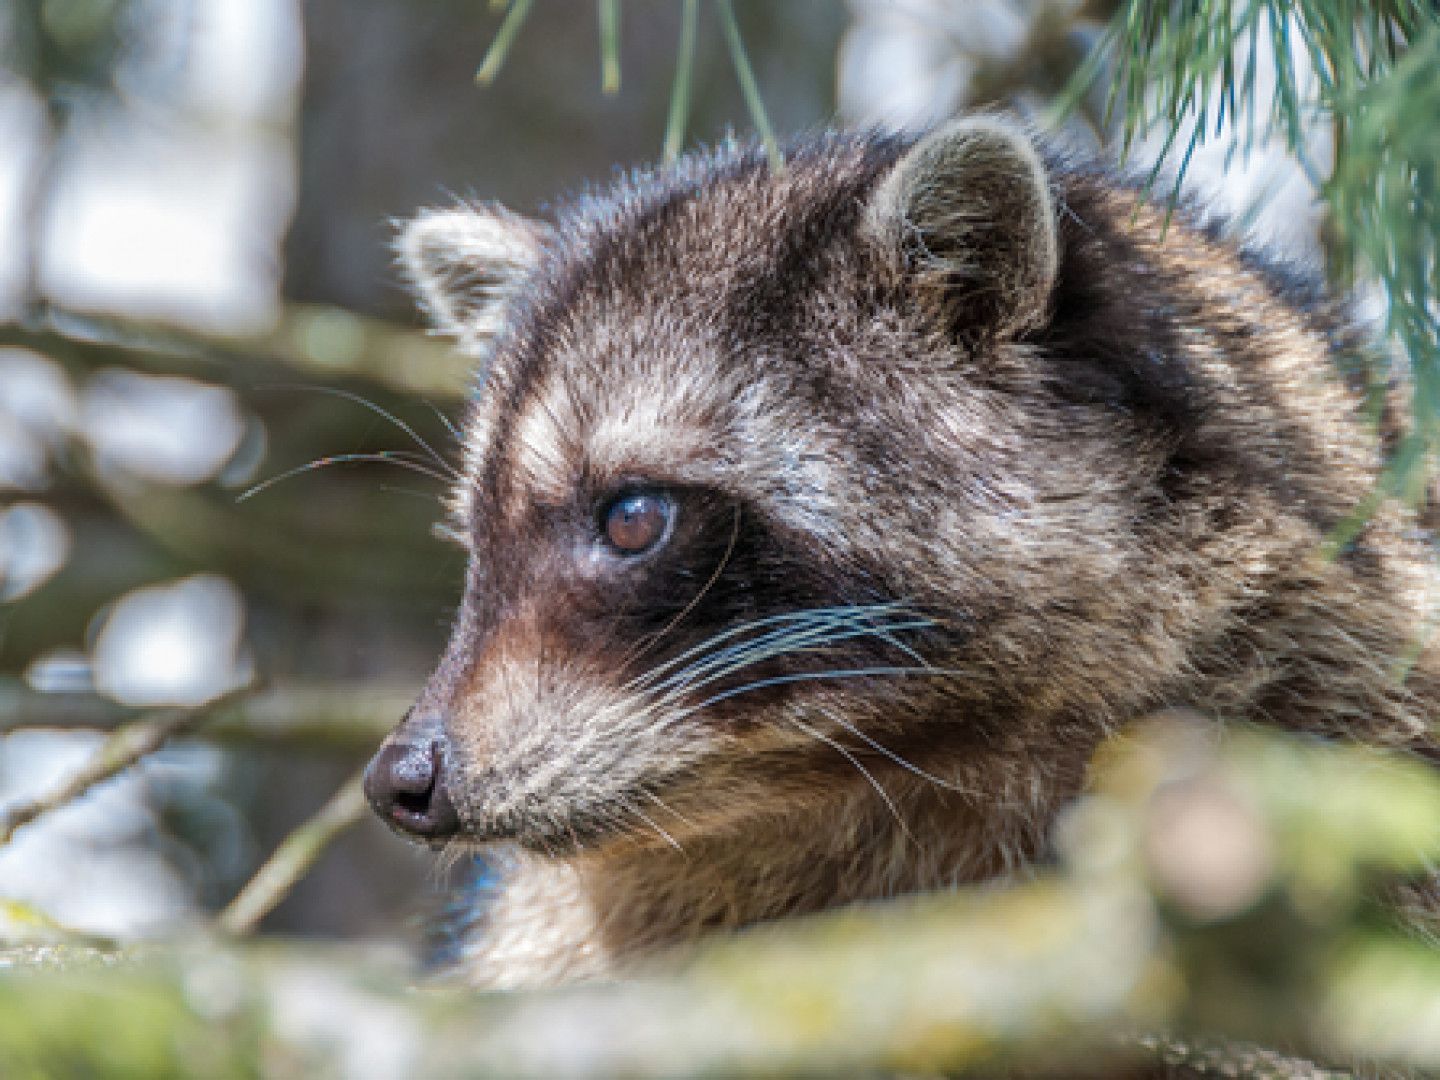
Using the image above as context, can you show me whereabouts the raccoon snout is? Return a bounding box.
[364,727,460,840]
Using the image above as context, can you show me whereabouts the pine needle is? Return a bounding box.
[715,0,781,171]
[598,0,621,94]
[663,0,700,163]
[475,0,534,85]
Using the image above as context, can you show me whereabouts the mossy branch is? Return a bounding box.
[7,723,1440,1077]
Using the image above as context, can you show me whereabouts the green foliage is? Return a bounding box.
[1085,1,1440,503]
[597,0,621,94]
[0,959,264,1080]
[1331,26,1440,456]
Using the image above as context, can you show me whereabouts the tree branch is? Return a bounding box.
[0,687,253,848]
[0,681,406,750]
[215,767,370,935]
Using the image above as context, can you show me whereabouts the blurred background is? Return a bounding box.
[0,0,1332,948]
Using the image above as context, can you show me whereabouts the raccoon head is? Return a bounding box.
[365,118,1142,857]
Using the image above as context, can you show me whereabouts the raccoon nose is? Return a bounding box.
[364,734,460,839]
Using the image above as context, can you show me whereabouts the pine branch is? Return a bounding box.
[597,0,620,94]
[1084,1,1440,497]
[716,0,781,170]
[663,0,700,163]
[469,0,781,167]
[475,0,534,85]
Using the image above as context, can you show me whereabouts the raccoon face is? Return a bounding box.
[364,119,1075,854]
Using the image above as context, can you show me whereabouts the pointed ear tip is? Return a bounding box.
[875,114,1059,336]
[397,204,552,264]
[394,210,445,273]
[396,204,549,340]
[938,113,1034,142]
[395,207,477,258]
[877,115,1054,230]
[918,115,1047,175]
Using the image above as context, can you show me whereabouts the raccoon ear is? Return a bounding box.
[397,205,550,343]
[869,117,1058,339]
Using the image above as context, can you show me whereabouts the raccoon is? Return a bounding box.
[364,117,1440,988]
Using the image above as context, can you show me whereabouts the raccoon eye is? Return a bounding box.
[602,492,671,555]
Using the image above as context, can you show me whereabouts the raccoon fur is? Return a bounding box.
[364,117,1440,989]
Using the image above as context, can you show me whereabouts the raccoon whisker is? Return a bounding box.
[651,617,936,703]
[728,612,933,670]
[866,626,932,668]
[623,505,742,672]
[641,789,696,831]
[434,836,472,880]
[683,665,974,716]
[785,714,914,843]
[811,704,994,804]
[302,384,462,480]
[627,612,813,692]
[711,618,934,685]
[652,639,896,714]
[236,451,452,502]
[626,603,914,691]
[646,623,927,713]
[664,612,909,684]
[622,799,687,854]
[637,605,925,696]
[424,400,465,446]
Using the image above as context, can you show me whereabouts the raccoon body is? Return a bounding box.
[364,118,1440,987]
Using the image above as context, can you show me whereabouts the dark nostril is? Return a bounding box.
[390,741,437,796]
[364,737,460,839]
